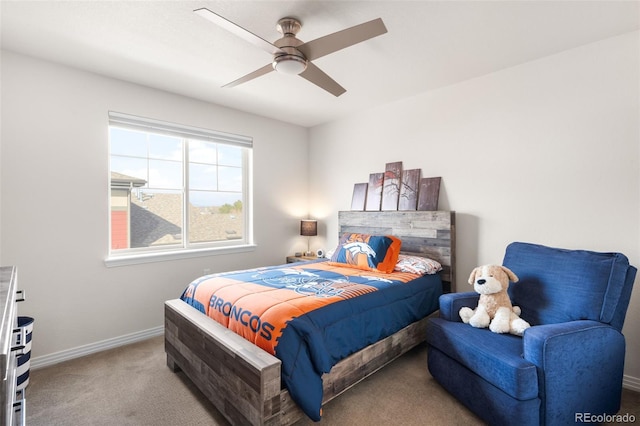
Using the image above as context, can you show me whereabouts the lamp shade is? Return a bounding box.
[300,220,318,237]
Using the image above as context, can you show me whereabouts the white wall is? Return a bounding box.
[0,51,310,359]
[309,32,640,382]
[2,29,639,384]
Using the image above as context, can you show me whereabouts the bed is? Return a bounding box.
[165,210,455,425]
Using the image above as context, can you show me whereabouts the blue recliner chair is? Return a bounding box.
[426,242,637,425]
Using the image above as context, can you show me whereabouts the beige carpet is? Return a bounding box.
[25,336,639,425]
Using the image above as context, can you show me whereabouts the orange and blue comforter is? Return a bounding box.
[180,259,442,421]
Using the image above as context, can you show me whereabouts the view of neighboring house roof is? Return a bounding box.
[109,171,242,248]
[129,191,242,248]
[110,172,147,188]
[131,192,181,247]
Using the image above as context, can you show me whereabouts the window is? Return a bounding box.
[108,112,252,260]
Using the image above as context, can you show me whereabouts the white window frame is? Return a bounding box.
[105,112,255,267]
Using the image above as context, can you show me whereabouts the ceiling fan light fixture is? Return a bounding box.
[195,8,386,96]
[272,54,307,75]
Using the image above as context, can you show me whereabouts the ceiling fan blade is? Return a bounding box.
[299,62,346,97]
[223,64,274,88]
[194,8,284,55]
[297,18,387,61]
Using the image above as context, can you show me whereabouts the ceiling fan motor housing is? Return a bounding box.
[273,18,307,74]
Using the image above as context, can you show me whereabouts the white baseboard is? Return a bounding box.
[623,374,640,392]
[30,326,164,370]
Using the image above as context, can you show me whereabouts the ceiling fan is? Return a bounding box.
[194,8,387,96]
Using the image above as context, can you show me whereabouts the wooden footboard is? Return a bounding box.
[165,299,430,425]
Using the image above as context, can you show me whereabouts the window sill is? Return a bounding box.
[104,244,257,268]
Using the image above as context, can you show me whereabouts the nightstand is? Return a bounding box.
[286,255,318,264]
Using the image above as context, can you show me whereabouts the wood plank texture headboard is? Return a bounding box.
[338,210,456,292]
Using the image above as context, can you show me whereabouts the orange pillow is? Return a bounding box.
[377,235,402,273]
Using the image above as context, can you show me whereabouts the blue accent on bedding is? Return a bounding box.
[180,260,442,421]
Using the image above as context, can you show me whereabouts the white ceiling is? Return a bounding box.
[2,1,638,128]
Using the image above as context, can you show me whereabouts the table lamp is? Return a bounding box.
[300,220,317,256]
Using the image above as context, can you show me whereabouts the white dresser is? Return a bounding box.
[0,267,24,426]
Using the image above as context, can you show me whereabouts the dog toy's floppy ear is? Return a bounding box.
[468,267,481,285]
[501,266,519,283]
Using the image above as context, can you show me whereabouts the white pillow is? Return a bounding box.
[325,248,335,259]
[394,255,442,275]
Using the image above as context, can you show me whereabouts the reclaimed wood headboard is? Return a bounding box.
[338,210,456,292]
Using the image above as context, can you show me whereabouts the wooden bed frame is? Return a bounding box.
[165,210,455,425]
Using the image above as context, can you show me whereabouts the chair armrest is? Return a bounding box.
[439,292,480,322]
[523,320,625,366]
[522,320,626,422]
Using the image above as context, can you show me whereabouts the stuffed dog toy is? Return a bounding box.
[459,265,531,336]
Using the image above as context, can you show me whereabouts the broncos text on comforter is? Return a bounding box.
[180,259,442,421]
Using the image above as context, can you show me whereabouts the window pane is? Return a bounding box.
[189,140,217,164]
[109,114,251,255]
[189,163,217,191]
[218,166,242,191]
[149,134,182,160]
[148,159,182,189]
[189,191,242,208]
[130,189,183,248]
[111,156,148,184]
[110,127,147,157]
[189,191,243,243]
[218,144,242,166]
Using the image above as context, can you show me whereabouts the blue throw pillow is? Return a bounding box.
[327,233,399,272]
